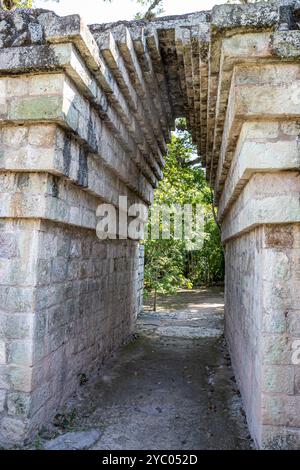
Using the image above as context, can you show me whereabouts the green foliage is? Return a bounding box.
[154,132,207,207]
[143,122,224,308]
[0,0,32,9]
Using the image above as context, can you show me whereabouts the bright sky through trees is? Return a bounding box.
[34,0,225,24]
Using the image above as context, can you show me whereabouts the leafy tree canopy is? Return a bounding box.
[1,1,263,17]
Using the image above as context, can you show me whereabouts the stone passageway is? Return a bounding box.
[39,289,252,450]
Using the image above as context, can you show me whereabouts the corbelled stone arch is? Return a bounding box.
[0,1,300,449]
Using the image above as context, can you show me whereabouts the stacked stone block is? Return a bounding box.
[0,219,139,444]
[137,245,145,314]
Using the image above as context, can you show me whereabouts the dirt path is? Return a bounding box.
[39,288,253,450]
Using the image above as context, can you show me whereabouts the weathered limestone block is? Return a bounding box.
[261,224,300,448]
[0,218,140,444]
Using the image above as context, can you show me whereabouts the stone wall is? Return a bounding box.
[0,9,154,446]
[0,216,140,444]
[218,71,300,448]
[225,222,300,449]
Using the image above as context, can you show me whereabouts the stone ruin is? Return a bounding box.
[0,0,300,449]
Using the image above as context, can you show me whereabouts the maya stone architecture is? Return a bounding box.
[0,0,300,450]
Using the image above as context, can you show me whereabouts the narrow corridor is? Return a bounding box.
[40,289,252,450]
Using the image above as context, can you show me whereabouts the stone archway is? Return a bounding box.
[0,1,299,449]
